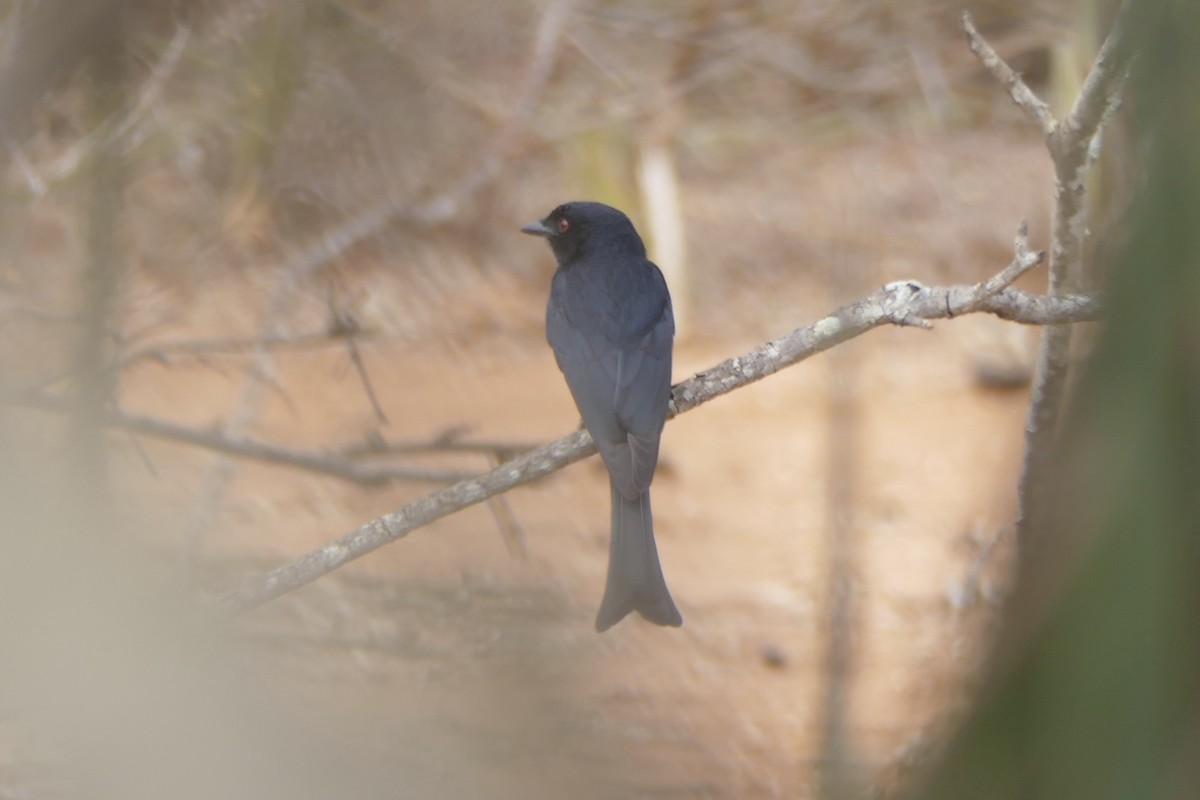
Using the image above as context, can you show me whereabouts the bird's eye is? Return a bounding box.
[557,217,570,233]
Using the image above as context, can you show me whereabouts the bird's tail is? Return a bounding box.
[595,481,682,632]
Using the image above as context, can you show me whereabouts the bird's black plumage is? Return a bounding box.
[521,201,682,632]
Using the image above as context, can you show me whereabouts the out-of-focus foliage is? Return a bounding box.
[0,0,1075,392]
[0,0,1072,260]
[913,4,1200,798]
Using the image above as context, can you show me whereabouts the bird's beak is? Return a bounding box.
[520,219,553,237]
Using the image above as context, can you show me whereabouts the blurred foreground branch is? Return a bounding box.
[964,3,1135,546]
[216,226,1103,616]
[915,4,1200,795]
[67,29,128,503]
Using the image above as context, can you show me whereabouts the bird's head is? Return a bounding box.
[520,201,645,266]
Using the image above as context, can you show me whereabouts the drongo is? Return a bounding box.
[522,201,682,632]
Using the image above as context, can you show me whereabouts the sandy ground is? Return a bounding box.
[5,129,1048,799]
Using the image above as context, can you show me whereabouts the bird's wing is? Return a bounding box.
[546,267,674,499]
[612,303,673,491]
[546,289,625,447]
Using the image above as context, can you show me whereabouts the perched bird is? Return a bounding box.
[522,201,682,632]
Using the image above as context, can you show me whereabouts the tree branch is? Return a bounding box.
[22,23,192,195]
[1061,0,1135,147]
[214,231,1100,617]
[342,428,538,461]
[14,396,477,485]
[116,328,374,369]
[963,4,1134,544]
[962,12,1055,140]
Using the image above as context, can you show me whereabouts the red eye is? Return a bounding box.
[557,217,570,233]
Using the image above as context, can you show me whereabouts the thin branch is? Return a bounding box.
[13,23,191,196]
[343,429,538,461]
[215,426,592,616]
[215,236,1098,616]
[116,329,371,369]
[320,288,388,423]
[344,335,388,424]
[7,384,539,474]
[962,6,1135,546]
[962,11,1055,140]
[15,395,475,485]
[1061,0,1135,147]
[484,452,530,560]
[14,326,359,405]
[966,219,1041,300]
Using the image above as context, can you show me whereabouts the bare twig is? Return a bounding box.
[965,4,1135,545]
[344,335,388,424]
[215,236,1097,616]
[6,385,538,476]
[11,23,191,196]
[962,12,1055,139]
[321,288,389,424]
[117,329,373,369]
[343,428,538,461]
[16,395,475,485]
[965,220,1042,300]
[1061,0,1135,146]
[484,452,530,560]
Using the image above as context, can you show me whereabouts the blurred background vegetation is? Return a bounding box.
[0,0,1075,364]
[2,1,1195,799]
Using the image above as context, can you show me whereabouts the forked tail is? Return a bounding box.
[594,482,682,632]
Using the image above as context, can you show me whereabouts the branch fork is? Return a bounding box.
[964,2,1134,539]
